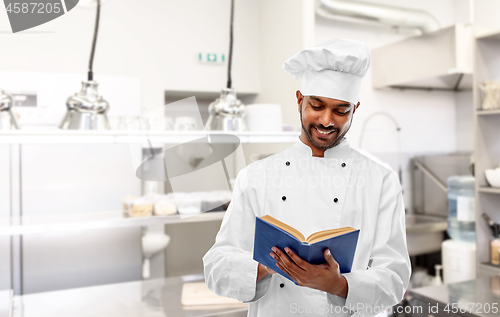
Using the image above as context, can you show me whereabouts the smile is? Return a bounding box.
[315,127,335,135]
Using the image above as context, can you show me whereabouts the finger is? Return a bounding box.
[272,247,296,269]
[270,250,287,270]
[284,247,309,271]
[272,247,302,275]
[275,261,302,283]
[324,249,339,269]
[272,248,305,283]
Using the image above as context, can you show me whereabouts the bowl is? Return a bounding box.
[485,169,500,188]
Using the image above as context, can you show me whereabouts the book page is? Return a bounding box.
[306,227,357,244]
[260,215,305,242]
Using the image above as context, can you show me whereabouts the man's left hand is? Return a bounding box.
[270,247,348,298]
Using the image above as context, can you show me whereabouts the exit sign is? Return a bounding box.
[198,53,226,64]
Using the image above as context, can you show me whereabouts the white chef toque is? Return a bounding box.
[283,38,371,104]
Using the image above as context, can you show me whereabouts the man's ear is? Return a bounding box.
[296,90,303,113]
[353,102,360,114]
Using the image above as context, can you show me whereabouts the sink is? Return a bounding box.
[405,214,447,256]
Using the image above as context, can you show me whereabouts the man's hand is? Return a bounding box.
[270,247,348,298]
[256,263,276,282]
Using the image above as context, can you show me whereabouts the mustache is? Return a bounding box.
[310,124,337,132]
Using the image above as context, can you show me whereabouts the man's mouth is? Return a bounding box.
[314,127,335,135]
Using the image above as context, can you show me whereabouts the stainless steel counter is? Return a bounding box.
[409,275,500,317]
[405,214,447,256]
[12,274,248,317]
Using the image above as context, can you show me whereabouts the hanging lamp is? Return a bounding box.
[59,0,110,130]
[0,90,19,130]
[205,0,246,131]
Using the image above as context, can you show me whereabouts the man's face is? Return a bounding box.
[297,91,359,153]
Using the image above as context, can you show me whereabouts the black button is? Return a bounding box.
[341,163,346,168]
[333,198,338,203]
[280,283,285,288]
[282,196,286,201]
[286,161,290,166]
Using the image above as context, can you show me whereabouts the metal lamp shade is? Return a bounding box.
[59,81,110,130]
[0,90,19,130]
[205,88,246,131]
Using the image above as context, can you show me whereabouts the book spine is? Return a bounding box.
[305,242,312,263]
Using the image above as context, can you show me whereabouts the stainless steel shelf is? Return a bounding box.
[476,109,500,116]
[478,186,500,194]
[0,211,225,236]
[0,131,300,144]
[476,28,500,41]
[479,263,500,276]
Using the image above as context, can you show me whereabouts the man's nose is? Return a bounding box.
[318,111,334,127]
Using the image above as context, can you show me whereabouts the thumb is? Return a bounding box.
[324,249,338,267]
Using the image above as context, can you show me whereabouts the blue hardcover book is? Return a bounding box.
[253,215,360,285]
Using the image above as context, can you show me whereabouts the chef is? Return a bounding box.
[203,38,411,317]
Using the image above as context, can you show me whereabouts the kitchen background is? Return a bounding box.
[1,0,500,316]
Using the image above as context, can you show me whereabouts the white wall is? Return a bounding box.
[253,0,313,127]
[455,90,474,152]
[474,0,500,30]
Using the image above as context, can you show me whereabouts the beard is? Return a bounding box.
[300,109,349,150]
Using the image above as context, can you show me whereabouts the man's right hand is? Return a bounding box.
[257,263,276,282]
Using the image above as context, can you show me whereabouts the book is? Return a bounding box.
[253,215,360,284]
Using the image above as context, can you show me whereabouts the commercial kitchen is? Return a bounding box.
[1,0,500,316]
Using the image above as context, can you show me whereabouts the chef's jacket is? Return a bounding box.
[203,138,411,317]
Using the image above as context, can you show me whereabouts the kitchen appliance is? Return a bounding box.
[205,88,246,131]
[372,24,474,91]
[442,239,476,284]
[59,0,110,130]
[0,90,19,130]
[408,153,472,256]
[316,0,440,34]
[205,0,246,131]
[447,175,476,243]
[59,81,110,130]
[412,153,473,218]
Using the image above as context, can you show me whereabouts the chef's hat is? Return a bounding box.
[283,38,370,104]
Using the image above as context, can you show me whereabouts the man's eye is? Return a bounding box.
[335,110,350,116]
[310,104,322,110]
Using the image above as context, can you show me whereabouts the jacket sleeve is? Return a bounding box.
[338,171,411,315]
[202,165,271,303]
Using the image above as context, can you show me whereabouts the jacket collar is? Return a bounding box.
[291,137,351,159]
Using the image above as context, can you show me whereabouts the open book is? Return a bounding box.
[253,215,360,284]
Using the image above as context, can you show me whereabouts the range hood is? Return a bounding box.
[372,24,473,91]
